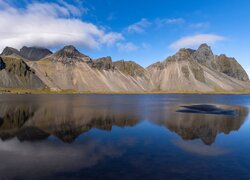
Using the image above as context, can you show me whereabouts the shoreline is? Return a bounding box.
[1,88,250,95]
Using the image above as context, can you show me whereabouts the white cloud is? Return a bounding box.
[117,42,138,52]
[169,34,225,50]
[127,18,151,33]
[155,18,184,27]
[126,18,184,33]
[0,1,123,51]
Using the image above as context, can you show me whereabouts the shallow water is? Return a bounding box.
[0,94,250,179]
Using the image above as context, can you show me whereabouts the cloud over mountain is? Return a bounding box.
[169,34,225,50]
[0,0,123,51]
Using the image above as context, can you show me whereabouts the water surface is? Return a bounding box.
[0,94,250,179]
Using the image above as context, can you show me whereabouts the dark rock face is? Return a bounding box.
[0,57,6,70]
[189,61,206,82]
[192,43,214,65]
[50,45,91,63]
[154,43,249,82]
[20,46,52,61]
[1,47,20,56]
[212,55,249,81]
[171,48,193,62]
[90,56,115,70]
[114,60,146,77]
[0,56,45,88]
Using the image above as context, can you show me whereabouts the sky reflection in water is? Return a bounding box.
[0,94,250,179]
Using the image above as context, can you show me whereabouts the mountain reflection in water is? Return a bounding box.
[0,94,250,179]
[0,95,248,145]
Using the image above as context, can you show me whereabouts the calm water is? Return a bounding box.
[0,94,250,180]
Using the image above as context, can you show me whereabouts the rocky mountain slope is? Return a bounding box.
[27,46,155,92]
[147,44,250,92]
[0,56,45,89]
[0,44,249,93]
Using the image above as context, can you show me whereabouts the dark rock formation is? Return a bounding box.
[0,56,45,89]
[49,45,92,63]
[114,60,146,77]
[90,56,115,70]
[1,47,20,56]
[0,57,6,70]
[192,43,214,65]
[171,48,194,62]
[20,46,52,61]
[212,54,249,81]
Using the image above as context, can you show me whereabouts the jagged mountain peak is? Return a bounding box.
[1,47,20,56]
[193,43,214,63]
[50,45,92,63]
[61,45,79,53]
[169,48,193,62]
[90,56,114,70]
[20,46,50,51]
[20,46,52,61]
[198,43,210,49]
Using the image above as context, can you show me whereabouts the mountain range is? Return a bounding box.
[0,44,249,93]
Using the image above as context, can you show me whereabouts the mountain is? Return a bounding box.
[192,44,248,81]
[0,44,249,93]
[1,46,52,61]
[27,45,154,92]
[147,44,250,92]
[212,54,249,81]
[90,56,115,70]
[48,45,91,63]
[0,56,45,89]
[1,47,21,57]
[20,46,52,61]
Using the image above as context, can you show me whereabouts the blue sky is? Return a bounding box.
[0,0,250,71]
